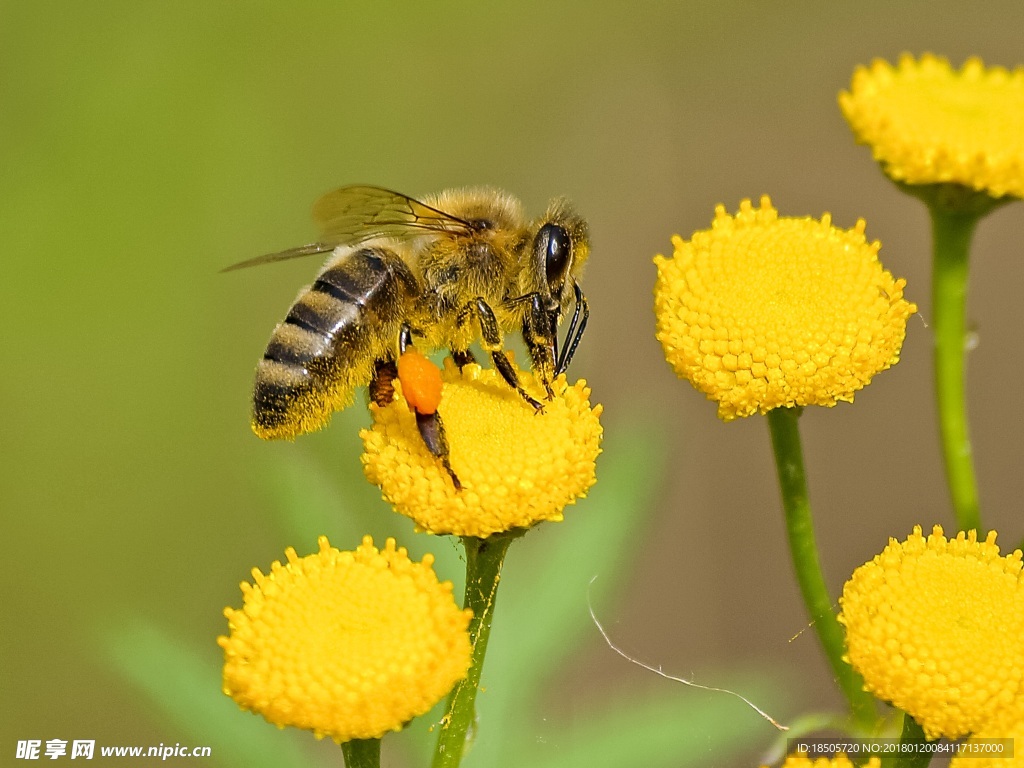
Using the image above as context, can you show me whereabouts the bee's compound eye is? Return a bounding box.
[537,223,572,287]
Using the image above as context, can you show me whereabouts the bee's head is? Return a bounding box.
[532,200,589,313]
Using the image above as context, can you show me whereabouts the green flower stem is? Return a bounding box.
[881,712,932,768]
[897,180,1010,532]
[341,738,381,768]
[930,205,984,534]
[432,530,522,768]
[766,407,876,728]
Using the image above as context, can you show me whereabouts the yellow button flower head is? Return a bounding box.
[839,525,1024,740]
[841,53,1024,199]
[951,705,1024,768]
[762,754,880,768]
[653,197,915,420]
[219,536,472,743]
[361,359,602,538]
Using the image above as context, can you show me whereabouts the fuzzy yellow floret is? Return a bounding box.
[839,525,1024,740]
[654,196,915,420]
[361,359,602,538]
[763,754,880,768]
[219,536,472,743]
[841,53,1024,199]
[951,704,1024,767]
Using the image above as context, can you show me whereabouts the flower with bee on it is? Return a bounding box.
[362,357,602,538]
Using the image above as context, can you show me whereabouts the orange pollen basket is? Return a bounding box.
[397,348,443,414]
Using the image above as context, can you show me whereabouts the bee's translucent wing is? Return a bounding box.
[220,243,335,272]
[312,185,474,243]
[222,186,473,273]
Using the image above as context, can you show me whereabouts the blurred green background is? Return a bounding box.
[3,2,1023,766]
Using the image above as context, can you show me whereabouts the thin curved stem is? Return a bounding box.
[432,530,521,768]
[767,407,877,729]
[930,206,983,534]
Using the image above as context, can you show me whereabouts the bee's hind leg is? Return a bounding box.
[415,411,461,491]
[369,358,399,406]
[369,321,414,407]
[392,329,462,491]
[371,361,461,490]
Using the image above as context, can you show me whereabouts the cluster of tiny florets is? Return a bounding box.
[362,359,602,538]
[839,525,1024,740]
[841,53,1024,199]
[763,754,880,768]
[654,196,915,420]
[219,536,472,743]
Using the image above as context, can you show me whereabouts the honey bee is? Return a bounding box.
[226,185,590,483]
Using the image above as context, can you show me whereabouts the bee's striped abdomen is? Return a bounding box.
[253,246,417,439]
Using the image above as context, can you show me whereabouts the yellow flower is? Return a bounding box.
[840,53,1024,199]
[762,754,880,768]
[653,197,915,420]
[219,536,472,743]
[951,704,1024,768]
[361,359,602,538]
[839,525,1024,740]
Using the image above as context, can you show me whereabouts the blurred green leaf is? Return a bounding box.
[501,415,669,681]
[261,446,367,547]
[528,683,785,768]
[759,711,856,767]
[257,407,465,570]
[99,620,311,768]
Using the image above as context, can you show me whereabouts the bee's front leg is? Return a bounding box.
[555,281,589,375]
[519,293,557,400]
